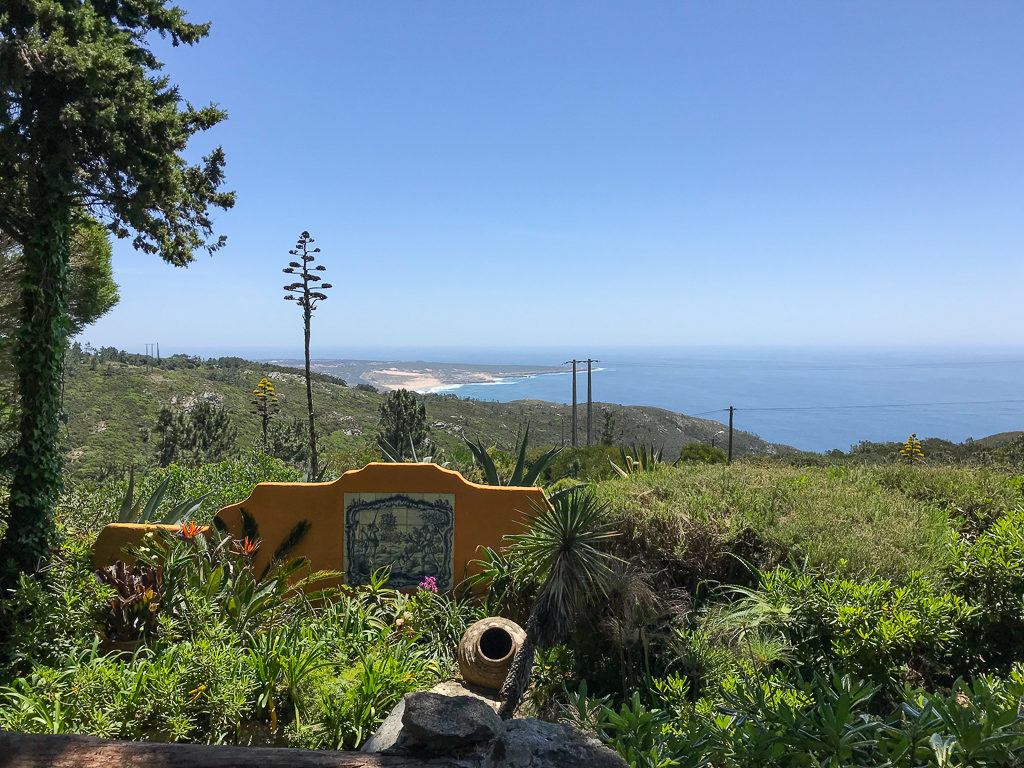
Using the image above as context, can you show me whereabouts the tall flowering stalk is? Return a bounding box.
[899,433,925,464]
[282,232,333,478]
[252,377,279,450]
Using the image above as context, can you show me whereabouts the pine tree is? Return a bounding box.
[377,389,429,456]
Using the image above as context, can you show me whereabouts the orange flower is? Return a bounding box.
[177,521,202,540]
[231,536,260,558]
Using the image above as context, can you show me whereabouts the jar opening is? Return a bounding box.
[479,626,514,661]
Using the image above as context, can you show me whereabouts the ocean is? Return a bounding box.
[410,346,1024,453]
[234,345,1024,453]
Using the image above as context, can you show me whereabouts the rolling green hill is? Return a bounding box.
[60,353,790,478]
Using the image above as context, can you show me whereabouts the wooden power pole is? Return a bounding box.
[564,360,582,447]
[727,405,735,464]
[585,359,599,446]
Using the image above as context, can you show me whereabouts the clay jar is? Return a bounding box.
[457,617,527,691]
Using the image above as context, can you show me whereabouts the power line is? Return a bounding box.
[738,398,1024,413]
[683,399,1024,416]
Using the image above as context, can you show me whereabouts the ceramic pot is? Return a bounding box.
[457,616,527,691]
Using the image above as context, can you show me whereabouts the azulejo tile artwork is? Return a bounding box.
[343,492,456,590]
[93,463,551,592]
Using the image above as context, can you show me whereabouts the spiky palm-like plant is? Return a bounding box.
[498,487,618,719]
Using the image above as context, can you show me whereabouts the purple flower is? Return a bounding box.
[418,576,438,594]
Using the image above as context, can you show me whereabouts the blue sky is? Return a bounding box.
[85,1,1024,358]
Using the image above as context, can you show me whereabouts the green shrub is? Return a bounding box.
[0,631,256,743]
[541,445,621,483]
[755,567,974,695]
[0,542,106,672]
[676,443,727,464]
[950,507,1024,672]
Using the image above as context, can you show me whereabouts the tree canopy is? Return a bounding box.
[0,0,233,584]
[377,389,429,456]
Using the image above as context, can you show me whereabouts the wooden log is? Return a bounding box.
[0,731,473,768]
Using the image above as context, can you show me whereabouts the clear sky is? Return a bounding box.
[85,1,1024,358]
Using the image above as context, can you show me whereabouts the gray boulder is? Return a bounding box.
[485,718,626,768]
[363,691,502,758]
[363,690,627,768]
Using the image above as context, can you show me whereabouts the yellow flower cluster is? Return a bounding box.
[898,433,925,464]
[253,377,279,403]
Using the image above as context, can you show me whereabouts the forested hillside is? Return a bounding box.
[59,347,788,479]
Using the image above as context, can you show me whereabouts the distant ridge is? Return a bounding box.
[60,352,793,477]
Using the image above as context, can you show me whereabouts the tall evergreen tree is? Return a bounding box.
[377,389,429,456]
[0,2,233,585]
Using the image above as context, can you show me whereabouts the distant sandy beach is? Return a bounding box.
[266,359,568,394]
[363,367,531,392]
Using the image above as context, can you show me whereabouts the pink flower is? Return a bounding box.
[418,576,438,594]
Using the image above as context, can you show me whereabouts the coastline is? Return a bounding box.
[419,367,603,395]
[266,358,570,394]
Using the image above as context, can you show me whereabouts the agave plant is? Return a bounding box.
[378,434,446,465]
[465,425,561,487]
[116,466,211,525]
[609,444,664,478]
[498,486,618,718]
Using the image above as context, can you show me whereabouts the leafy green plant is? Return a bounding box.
[377,434,445,465]
[94,561,162,642]
[116,466,211,525]
[755,567,974,696]
[132,526,337,644]
[610,444,664,477]
[377,389,428,460]
[465,424,561,487]
[949,506,1024,672]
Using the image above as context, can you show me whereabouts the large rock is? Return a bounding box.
[430,681,503,712]
[484,718,626,768]
[363,690,627,768]
[363,692,502,758]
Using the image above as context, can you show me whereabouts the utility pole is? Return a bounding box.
[727,406,735,464]
[563,360,582,447]
[585,359,599,446]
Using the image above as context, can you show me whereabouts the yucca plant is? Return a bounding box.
[498,487,618,718]
[609,444,664,478]
[465,425,561,487]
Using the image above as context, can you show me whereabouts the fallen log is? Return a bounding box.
[0,732,471,768]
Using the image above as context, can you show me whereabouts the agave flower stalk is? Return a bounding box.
[282,232,333,478]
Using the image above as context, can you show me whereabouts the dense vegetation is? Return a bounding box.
[1,443,1022,766]
[1,4,1021,765]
